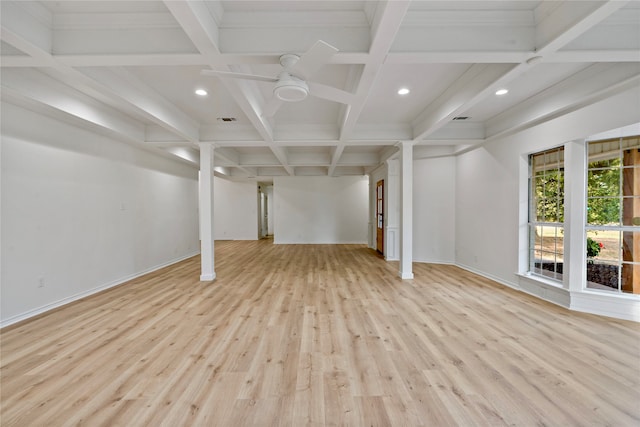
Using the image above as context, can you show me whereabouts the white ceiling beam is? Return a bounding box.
[164,0,295,175]
[5,51,370,68]
[1,68,145,141]
[339,0,411,141]
[239,152,280,167]
[386,51,531,64]
[327,145,346,177]
[288,151,331,166]
[211,139,397,148]
[331,166,365,177]
[274,124,340,142]
[338,152,379,166]
[214,146,240,164]
[4,47,635,69]
[164,146,199,165]
[411,63,516,141]
[77,66,200,142]
[417,139,484,147]
[0,1,52,57]
[486,65,640,141]
[411,0,629,143]
[2,11,202,145]
[385,49,640,64]
[547,50,640,63]
[268,146,294,176]
[0,77,196,169]
[379,145,399,164]
[162,0,220,55]
[534,1,629,54]
[214,147,257,177]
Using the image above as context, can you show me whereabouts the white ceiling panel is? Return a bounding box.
[1,0,638,178]
[359,63,471,124]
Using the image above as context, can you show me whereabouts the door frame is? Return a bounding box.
[376,179,384,254]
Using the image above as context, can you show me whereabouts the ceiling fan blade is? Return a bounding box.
[308,82,354,105]
[201,69,277,83]
[289,40,338,80]
[261,97,284,117]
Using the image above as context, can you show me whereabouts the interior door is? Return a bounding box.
[376,179,384,254]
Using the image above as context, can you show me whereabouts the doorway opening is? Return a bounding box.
[376,179,384,254]
[258,183,274,240]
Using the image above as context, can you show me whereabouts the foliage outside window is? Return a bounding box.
[529,147,565,281]
[586,137,640,294]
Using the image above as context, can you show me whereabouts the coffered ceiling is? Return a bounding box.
[2,1,639,180]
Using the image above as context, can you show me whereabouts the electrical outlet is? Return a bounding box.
[38,277,45,288]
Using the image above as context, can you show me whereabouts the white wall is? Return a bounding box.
[455,85,640,321]
[413,156,456,264]
[1,103,200,326]
[213,177,258,240]
[273,176,368,244]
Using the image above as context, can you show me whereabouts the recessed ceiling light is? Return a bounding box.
[495,88,509,96]
[397,87,410,95]
[195,89,208,96]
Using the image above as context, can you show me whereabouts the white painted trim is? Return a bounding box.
[455,263,638,322]
[385,226,399,261]
[413,258,455,265]
[570,291,640,322]
[456,263,572,309]
[0,251,200,329]
[457,263,521,291]
[516,273,571,309]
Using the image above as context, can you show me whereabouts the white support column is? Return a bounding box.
[385,158,400,261]
[564,139,587,292]
[199,143,216,281]
[399,141,414,279]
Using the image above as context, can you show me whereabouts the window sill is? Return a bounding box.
[577,288,640,301]
[517,272,564,289]
[516,272,639,322]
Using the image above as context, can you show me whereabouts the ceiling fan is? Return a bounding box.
[201,40,353,117]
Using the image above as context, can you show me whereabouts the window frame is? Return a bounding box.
[528,146,566,283]
[585,136,640,294]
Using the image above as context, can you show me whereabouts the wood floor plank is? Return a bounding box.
[2,240,639,426]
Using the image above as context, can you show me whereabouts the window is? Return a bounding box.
[586,137,640,294]
[529,147,565,281]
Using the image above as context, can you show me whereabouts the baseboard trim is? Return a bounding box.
[0,251,200,329]
[456,263,572,309]
[455,263,638,322]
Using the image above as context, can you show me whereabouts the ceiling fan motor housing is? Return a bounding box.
[274,72,309,102]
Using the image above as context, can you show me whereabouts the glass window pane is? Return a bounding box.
[586,260,619,292]
[528,147,564,282]
[587,230,620,263]
[587,197,620,225]
[586,138,639,295]
[587,168,620,197]
[588,138,620,167]
[534,175,546,221]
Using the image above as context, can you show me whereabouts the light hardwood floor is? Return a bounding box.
[1,240,639,426]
